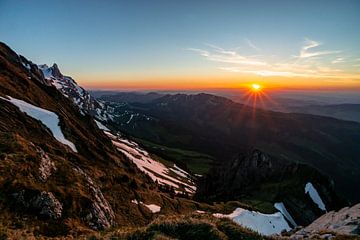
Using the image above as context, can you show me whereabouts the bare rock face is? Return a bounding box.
[37,147,56,182]
[196,149,344,226]
[30,191,63,219]
[50,63,63,79]
[74,167,115,230]
[196,149,299,199]
[291,203,360,239]
[13,190,63,219]
[18,55,52,86]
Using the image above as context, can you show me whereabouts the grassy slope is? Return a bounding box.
[0,214,270,240]
[134,138,214,175]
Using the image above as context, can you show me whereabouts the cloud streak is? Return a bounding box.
[187,45,267,66]
[245,38,261,51]
[298,39,340,59]
[188,38,359,79]
[332,57,345,64]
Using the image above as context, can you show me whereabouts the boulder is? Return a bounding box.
[13,190,63,219]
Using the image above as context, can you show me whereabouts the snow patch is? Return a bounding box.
[126,114,134,124]
[131,199,161,213]
[214,208,291,236]
[274,202,297,227]
[305,182,326,211]
[95,120,109,131]
[169,164,189,178]
[195,210,206,214]
[104,131,196,194]
[21,62,31,70]
[144,204,161,213]
[1,96,77,152]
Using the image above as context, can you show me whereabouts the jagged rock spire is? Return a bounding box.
[51,63,63,78]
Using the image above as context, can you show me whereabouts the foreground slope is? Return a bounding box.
[1,42,291,239]
[0,42,206,237]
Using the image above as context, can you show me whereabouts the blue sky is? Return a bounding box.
[1,0,360,89]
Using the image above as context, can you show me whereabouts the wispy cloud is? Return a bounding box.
[187,38,360,80]
[245,38,261,51]
[298,38,340,59]
[332,57,345,64]
[245,70,307,77]
[187,44,267,66]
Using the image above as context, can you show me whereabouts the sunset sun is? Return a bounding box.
[251,83,262,91]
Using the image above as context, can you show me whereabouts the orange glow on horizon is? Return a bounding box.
[75,74,360,91]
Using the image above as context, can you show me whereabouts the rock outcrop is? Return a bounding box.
[74,167,115,230]
[13,190,63,219]
[291,203,360,239]
[37,147,56,182]
[196,149,344,226]
[18,55,51,86]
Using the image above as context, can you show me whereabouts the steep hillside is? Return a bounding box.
[0,42,204,237]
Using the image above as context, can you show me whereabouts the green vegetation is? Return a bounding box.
[134,138,214,175]
[104,214,269,240]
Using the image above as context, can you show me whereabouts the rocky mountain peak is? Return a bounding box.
[36,62,113,121]
[50,63,63,78]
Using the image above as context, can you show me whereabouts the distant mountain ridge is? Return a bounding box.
[289,103,360,123]
[100,92,360,204]
[99,91,164,104]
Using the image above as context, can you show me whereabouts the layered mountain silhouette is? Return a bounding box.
[100,92,360,204]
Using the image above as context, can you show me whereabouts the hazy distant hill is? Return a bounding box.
[229,93,360,122]
[100,92,164,103]
[289,104,360,123]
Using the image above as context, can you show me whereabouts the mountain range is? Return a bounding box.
[0,42,359,239]
[99,92,360,203]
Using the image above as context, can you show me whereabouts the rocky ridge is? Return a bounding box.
[196,149,344,226]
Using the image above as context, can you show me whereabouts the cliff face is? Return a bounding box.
[196,149,345,226]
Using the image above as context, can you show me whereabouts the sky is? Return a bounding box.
[1,0,360,90]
